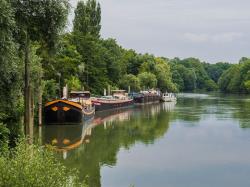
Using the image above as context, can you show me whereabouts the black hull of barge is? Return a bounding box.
[44,101,83,125]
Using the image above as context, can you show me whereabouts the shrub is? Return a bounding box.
[0,140,86,187]
[0,123,10,155]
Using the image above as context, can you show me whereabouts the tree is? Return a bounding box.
[138,72,157,89]
[154,58,177,92]
[75,34,110,94]
[122,50,142,75]
[100,39,125,85]
[47,34,82,85]
[204,79,218,91]
[169,57,219,92]
[66,76,82,91]
[73,1,115,94]
[218,59,250,93]
[204,62,232,83]
[0,0,24,146]
[12,0,69,140]
[73,0,101,37]
[244,80,250,93]
[119,74,140,91]
[139,57,177,92]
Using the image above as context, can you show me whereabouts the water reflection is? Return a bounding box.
[172,94,250,128]
[42,123,90,159]
[41,94,250,187]
[42,103,176,186]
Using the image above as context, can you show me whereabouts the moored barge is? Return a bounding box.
[133,90,161,104]
[92,90,134,111]
[44,91,95,124]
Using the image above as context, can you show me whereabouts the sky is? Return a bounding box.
[69,0,250,63]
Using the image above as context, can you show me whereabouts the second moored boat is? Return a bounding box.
[132,90,161,104]
[92,90,134,111]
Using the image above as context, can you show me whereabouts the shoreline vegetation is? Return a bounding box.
[0,138,87,187]
[0,0,249,186]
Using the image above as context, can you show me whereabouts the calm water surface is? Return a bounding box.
[42,93,250,187]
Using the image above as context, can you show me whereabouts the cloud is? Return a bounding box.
[212,32,243,42]
[184,32,244,43]
[69,0,250,63]
[184,33,210,43]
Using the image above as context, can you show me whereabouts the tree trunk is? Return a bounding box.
[29,86,34,144]
[38,85,43,126]
[24,33,33,143]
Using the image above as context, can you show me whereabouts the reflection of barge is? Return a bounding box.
[133,90,161,104]
[92,108,133,127]
[44,91,95,124]
[42,103,176,158]
[92,90,134,111]
[43,124,86,151]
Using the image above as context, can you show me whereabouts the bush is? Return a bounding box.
[0,140,86,187]
[0,123,10,155]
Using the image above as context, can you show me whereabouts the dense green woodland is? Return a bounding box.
[0,0,249,185]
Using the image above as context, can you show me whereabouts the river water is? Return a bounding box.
[41,93,250,187]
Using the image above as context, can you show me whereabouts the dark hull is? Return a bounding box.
[134,95,161,104]
[44,101,83,125]
[93,100,134,111]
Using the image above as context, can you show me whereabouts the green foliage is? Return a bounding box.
[123,50,142,75]
[74,34,110,93]
[244,80,250,92]
[0,141,86,187]
[119,74,140,91]
[48,34,82,85]
[0,123,10,155]
[0,0,23,123]
[218,59,250,93]
[204,62,232,83]
[138,72,157,89]
[12,0,70,48]
[1,0,250,160]
[73,0,101,37]
[139,57,177,92]
[66,76,82,91]
[170,63,196,91]
[42,80,59,101]
[204,79,218,91]
[154,58,177,92]
[170,58,219,92]
[100,39,125,84]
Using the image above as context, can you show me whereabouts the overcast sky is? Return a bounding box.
[69,0,250,63]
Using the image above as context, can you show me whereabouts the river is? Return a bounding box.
[40,93,250,187]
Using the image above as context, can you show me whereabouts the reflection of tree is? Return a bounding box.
[62,104,172,187]
[231,100,250,128]
[172,95,250,129]
[170,97,213,122]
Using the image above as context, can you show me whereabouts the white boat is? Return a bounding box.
[161,93,177,102]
